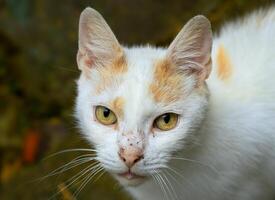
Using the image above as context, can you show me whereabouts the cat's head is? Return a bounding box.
[75,7,212,186]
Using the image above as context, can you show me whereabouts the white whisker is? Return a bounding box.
[38,154,96,182]
[158,172,173,200]
[162,171,179,200]
[48,162,99,200]
[164,165,195,189]
[152,172,164,200]
[73,165,104,198]
[154,170,168,200]
[169,156,219,175]
[44,148,97,160]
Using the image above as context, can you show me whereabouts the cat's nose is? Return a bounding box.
[119,147,144,168]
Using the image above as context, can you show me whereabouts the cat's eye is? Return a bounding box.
[154,113,178,131]
[95,106,117,125]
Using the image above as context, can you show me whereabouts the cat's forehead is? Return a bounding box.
[91,46,189,123]
[97,47,167,119]
[123,46,189,104]
[122,46,167,96]
[124,46,166,62]
[94,46,167,97]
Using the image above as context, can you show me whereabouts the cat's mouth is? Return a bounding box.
[118,170,145,180]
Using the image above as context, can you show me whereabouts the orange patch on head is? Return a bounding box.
[217,45,233,81]
[95,69,115,94]
[110,97,125,118]
[150,58,183,103]
[111,51,128,73]
[95,49,127,94]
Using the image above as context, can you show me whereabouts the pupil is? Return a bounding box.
[163,114,170,123]
[103,108,110,118]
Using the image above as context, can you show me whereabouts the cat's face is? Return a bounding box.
[75,7,212,186]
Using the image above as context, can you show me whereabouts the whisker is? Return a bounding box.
[153,170,168,200]
[64,163,101,189]
[57,183,77,200]
[48,162,100,200]
[169,156,219,175]
[151,172,163,200]
[162,171,179,200]
[158,172,173,200]
[44,148,97,160]
[93,169,105,184]
[150,174,159,190]
[164,170,181,186]
[57,66,79,73]
[37,154,96,182]
[73,167,100,197]
[54,157,94,180]
[164,165,195,189]
[164,166,184,181]
[144,164,167,171]
[73,166,104,198]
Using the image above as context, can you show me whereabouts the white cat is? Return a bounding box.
[75,6,275,200]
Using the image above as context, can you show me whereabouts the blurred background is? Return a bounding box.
[0,0,273,199]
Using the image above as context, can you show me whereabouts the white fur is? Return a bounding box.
[76,7,275,200]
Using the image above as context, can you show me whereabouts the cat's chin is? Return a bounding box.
[113,172,148,186]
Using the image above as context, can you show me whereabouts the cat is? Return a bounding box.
[75,6,275,200]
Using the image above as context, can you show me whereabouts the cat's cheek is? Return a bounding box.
[84,122,117,144]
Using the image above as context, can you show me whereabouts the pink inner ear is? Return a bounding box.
[77,7,123,71]
[167,15,212,77]
[84,56,94,68]
[182,27,212,68]
[196,34,212,66]
[77,49,96,69]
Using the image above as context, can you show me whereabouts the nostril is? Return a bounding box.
[133,155,144,164]
[119,152,126,162]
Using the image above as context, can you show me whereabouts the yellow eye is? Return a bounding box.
[154,113,178,131]
[95,106,117,125]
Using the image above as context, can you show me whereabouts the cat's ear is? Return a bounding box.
[167,15,212,84]
[77,7,122,70]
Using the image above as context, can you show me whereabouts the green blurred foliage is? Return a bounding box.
[0,0,273,199]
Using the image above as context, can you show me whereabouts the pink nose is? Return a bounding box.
[119,147,144,168]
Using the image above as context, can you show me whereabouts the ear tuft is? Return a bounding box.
[167,15,212,85]
[77,7,122,71]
